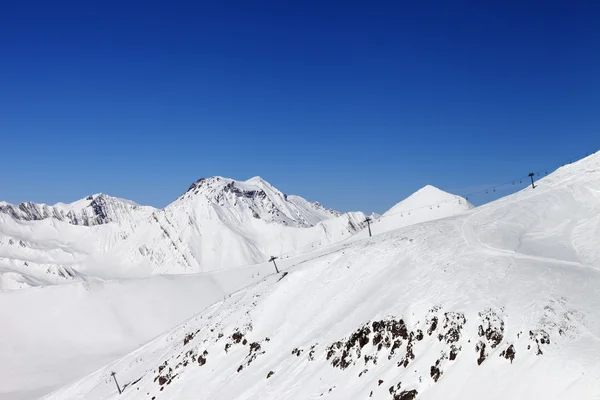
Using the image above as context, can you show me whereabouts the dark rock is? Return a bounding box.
[430,365,442,382]
[500,344,516,363]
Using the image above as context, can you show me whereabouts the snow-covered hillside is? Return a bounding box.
[356,185,473,239]
[45,153,600,400]
[0,176,365,288]
[0,178,475,399]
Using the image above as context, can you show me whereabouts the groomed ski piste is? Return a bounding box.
[41,152,600,399]
[0,178,471,399]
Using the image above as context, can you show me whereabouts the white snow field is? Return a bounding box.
[0,177,471,399]
[42,152,600,400]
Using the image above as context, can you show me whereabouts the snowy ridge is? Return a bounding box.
[44,152,600,400]
[0,193,151,226]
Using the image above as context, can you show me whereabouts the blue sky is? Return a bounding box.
[1,1,599,213]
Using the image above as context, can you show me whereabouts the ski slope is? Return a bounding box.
[44,153,600,400]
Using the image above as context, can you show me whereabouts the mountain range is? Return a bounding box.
[0,175,475,400]
[10,157,600,400]
[36,152,600,400]
[0,176,470,290]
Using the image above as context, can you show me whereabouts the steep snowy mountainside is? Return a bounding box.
[134,191,365,273]
[0,193,154,226]
[47,153,600,400]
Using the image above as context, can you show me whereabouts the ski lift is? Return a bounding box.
[493,188,496,192]
[437,204,440,208]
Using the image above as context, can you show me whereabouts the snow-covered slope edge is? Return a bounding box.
[46,153,600,400]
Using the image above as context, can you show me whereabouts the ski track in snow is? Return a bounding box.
[460,180,600,274]
[461,207,597,272]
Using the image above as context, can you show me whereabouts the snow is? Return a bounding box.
[5,173,458,292]
[40,152,600,400]
[0,176,474,399]
[0,176,358,286]
[349,185,472,240]
[0,265,275,399]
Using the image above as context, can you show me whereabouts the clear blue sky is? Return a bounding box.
[1,1,599,213]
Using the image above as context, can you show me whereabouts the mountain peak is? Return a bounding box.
[382,185,472,218]
[177,175,339,228]
[185,176,273,196]
[245,176,266,184]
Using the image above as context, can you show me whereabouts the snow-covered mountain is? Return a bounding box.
[0,193,150,226]
[357,185,473,239]
[0,176,472,290]
[44,152,600,400]
[181,176,340,227]
[0,176,366,289]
